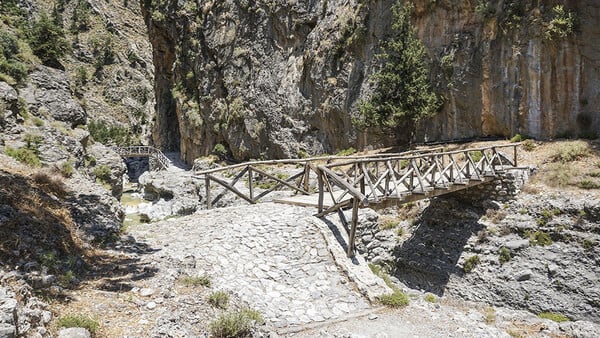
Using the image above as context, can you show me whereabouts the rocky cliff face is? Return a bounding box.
[143,0,600,163]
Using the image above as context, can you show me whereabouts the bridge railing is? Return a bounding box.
[111,146,170,170]
[193,148,445,208]
[316,144,520,257]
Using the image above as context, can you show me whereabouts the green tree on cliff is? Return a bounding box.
[28,10,69,67]
[355,1,439,146]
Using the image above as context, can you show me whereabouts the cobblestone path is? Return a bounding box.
[129,203,371,328]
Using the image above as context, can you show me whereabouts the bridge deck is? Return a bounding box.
[194,144,523,258]
[273,176,494,208]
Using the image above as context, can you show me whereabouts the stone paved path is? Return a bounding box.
[128,203,372,328]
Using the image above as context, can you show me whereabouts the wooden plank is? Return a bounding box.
[250,166,310,195]
[347,198,359,258]
[207,174,255,205]
[318,166,368,205]
[360,163,379,203]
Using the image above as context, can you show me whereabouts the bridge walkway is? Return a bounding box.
[194,144,525,257]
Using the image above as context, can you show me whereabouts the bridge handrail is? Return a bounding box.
[324,144,520,169]
[193,147,445,175]
[111,145,170,170]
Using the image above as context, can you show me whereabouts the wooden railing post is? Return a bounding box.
[347,197,359,258]
[248,166,254,201]
[514,145,518,167]
[317,169,324,214]
[205,175,212,209]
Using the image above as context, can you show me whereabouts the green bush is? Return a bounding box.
[27,11,70,65]
[544,5,575,40]
[0,31,28,83]
[510,134,527,143]
[336,147,357,156]
[424,294,436,303]
[180,275,211,287]
[469,150,484,163]
[529,231,553,246]
[213,143,228,159]
[57,314,99,334]
[92,164,111,182]
[498,247,511,264]
[208,291,229,309]
[70,0,92,34]
[60,160,74,178]
[209,308,264,338]
[538,312,570,322]
[379,290,410,307]
[463,255,480,273]
[88,120,132,146]
[6,147,41,167]
[552,141,590,163]
[578,179,600,190]
[522,139,535,151]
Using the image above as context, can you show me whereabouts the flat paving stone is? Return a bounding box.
[129,203,370,328]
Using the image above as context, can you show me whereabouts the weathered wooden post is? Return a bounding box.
[248,167,254,201]
[347,197,359,258]
[205,175,211,209]
[514,145,518,167]
[317,168,324,214]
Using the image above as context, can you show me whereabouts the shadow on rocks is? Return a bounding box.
[391,195,487,295]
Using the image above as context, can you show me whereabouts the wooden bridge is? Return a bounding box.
[194,144,523,257]
[111,146,170,171]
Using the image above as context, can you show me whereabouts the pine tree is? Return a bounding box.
[356,1,439,146]
[28,10,70,67]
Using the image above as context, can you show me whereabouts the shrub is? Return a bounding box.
[582,239,596,250]
[379,290,410,307]
[32,117,44,126]
[213,143,228,159]
[424,294,436,303]
[180,275,211,287]
[57,314,99,334]
[510,134,527,142]
[498,247,511,264]
[537,312,570,322]
[92,164,111,182]
[209,308,264,338]
[578,179,600,190]
[380,218,399,230]
[88,120,132,146]
[551,141,589,163]
[208,291,229,309]
[522,139,535,151]
[529,231,553,246]
[544,5,575,41]
[463,255,480,273]
[60,160,74,178]
[6,147,41,167]
[469,150,484,163]
[336,147,357,156]
[483,307,496,324]
[27,11,70,66]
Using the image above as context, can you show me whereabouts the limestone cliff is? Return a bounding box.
[142,0,600,163]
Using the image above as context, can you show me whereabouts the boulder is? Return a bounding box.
[20,66,87,127]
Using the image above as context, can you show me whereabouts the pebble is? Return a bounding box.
[146,301,157,310]
[139,288,155,297]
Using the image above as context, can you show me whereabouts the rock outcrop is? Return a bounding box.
[142,0,600,163]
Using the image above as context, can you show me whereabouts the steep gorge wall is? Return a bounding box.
[141,0,600,163]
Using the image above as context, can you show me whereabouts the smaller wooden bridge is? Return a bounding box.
[193,144,523,257]
[111,146,170,171]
